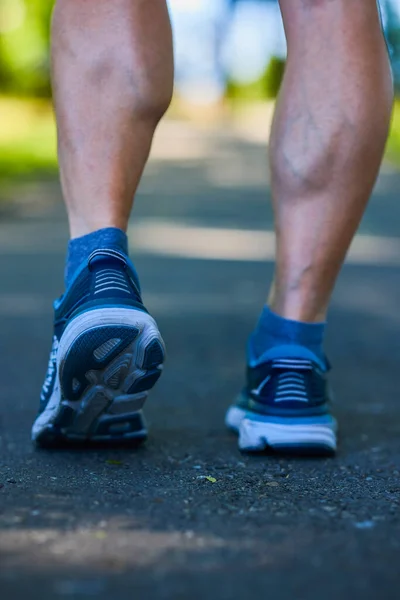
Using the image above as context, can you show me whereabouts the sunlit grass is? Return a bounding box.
[386,100,400,165]
[0,96,57,182]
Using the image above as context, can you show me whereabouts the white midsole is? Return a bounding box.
[225,406,247,432]
[32,308,163,441]
[58,307,164,368]
[226,405,337,450]
[32,382,62,439]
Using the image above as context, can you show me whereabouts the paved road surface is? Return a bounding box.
[1,120,400,600]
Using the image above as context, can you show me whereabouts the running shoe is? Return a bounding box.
[32,248,165,447]
[226,356,337,455]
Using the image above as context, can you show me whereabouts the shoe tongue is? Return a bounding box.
[88,248,127,269]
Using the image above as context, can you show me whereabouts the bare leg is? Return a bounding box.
[32,0,173,447]
[51,0,173,239]
[269,0,393,322]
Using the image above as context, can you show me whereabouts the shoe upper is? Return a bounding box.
[54,248,145,338]
[39,248,146,414]
[238,357,332,417]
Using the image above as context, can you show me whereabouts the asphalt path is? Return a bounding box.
[1,119,400,599]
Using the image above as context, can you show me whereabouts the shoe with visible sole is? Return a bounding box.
[226,357,337,455]
[32,248,165,447]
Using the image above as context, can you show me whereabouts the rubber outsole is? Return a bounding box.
[225,405,337,456]
[32,308,165,448]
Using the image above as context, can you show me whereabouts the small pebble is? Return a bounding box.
[354,520,375,530]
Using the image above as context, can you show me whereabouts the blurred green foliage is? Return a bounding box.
[227,57,285,102]
[0,97,57,182]
[1,0,400,186]
[385,101,400,163]
[0,0,53,97]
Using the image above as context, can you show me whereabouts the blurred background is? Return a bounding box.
[2,4,400,596]
[1,0,400,183]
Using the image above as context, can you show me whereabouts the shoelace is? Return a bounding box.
[272,358,313,403]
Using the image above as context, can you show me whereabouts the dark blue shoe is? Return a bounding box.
[225,357,337,455]
[32,248,165,447]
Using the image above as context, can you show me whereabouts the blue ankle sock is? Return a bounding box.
[65,227,128,287]
[249,306,327,369]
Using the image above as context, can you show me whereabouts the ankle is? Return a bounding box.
[65,227,129,287]
[69,216,129,240]
[249,306,326,368]
[269,302,327,324]
[269,289,327,323]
